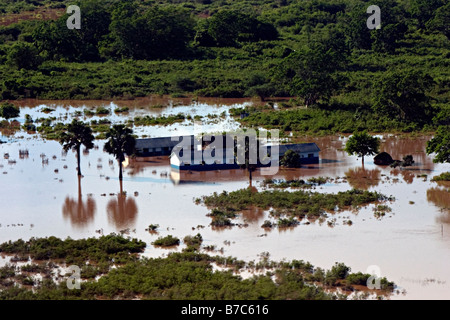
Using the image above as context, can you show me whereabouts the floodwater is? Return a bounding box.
[0,100,449,300]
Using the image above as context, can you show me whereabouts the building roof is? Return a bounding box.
[278,143,321,154]
[135,136,194,149]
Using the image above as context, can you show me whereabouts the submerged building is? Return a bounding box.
[134,136,320,171]
[277,143,321,164]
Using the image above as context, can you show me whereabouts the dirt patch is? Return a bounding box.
[0,8,64,27]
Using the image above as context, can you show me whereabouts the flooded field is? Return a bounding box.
[0,99,449,300]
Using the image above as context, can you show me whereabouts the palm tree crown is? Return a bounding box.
[59,119,95,176]
[104,124,136,181]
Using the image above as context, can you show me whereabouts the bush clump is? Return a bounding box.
[152,235,180,247]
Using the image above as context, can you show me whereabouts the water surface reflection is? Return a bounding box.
[106,193,138,230]
[62,176,96,229]
[345,167,381,190]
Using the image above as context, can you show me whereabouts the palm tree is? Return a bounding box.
[59,119,95,176]
[104,124,136,186]
[236,135,258,187]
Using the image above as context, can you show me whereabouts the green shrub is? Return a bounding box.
[152,235,180,247]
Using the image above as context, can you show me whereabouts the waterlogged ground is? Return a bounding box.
[0,99,449,300]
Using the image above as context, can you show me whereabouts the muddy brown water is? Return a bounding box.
[0,101,449,300]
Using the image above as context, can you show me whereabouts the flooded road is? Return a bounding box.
[0,100,449,300]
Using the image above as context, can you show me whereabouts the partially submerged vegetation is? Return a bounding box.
[431,172,450,182]
[0,234,146,265]
[0,234,395,300]
[151,235,180,247]
[198,188,394,228]
[262,176,330,189]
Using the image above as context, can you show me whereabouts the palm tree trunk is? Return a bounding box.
[77,145,82,176]
[249,168,252,188]
[119,159,123,181]
[77,175,82,201]
[119,179,123,196]
[362,156,365,168]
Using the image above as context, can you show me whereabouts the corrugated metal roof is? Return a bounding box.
[135,136,194,149]
[279,143,321,154]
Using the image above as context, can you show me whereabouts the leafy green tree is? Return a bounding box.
[371,22,407,54]
[426,2,450,39]
[410,0,445,29]
[426,126,450,163]
[280,149,300,168]
[330,262,351,280]
[344,2,372,50]
[7,42,41,69]
[373,70,435,124]
[345,0,407,53]
[0,102,20,119]
[59,119,95,176]
[104,125,136,181]
[206,10,277,47]
[345,131,380,165]
[275,39,347,107]
[33,0,111,62]
[370,0,408,53]
[102,4,195,60]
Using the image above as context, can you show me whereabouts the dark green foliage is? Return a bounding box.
[0,102,20,119]
[277,217,299,228]
[426,2,450,39]
[330,262,351,280]
[7,41,41,69]
[133,114,186,126]
[101,3,195,60]
[114,106,129,113]
[373,70,435,124]
[431,172,450,182]
[410,0,445,29]
[0,0,447,136]
[202,10,278,47]
[274,37,348,107]
[345,131,380,164]
[152,235,180,247]
[147,224,159,231]
[95,106,110,115]
[426,126,450,163]
[263,177,329,189]
[0,233,396,300]
[0,234,146,265]
[401,155,415,167]
[280,149,301,168]
[261,220,273,228]
[104,124,136,180]
[59,119,95,176]
[183,234,203,250]
[200,188,391,221]
[33,0,111,62]
[346,272,370,286]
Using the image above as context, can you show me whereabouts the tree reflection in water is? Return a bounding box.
[62,176,96,228]
[390,168,415,184]
[241,206,265,223]
[345,167,381,190]
[427,187,450,213]
[106,180,138,229]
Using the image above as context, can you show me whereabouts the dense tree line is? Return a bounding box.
[0,0,448,133]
